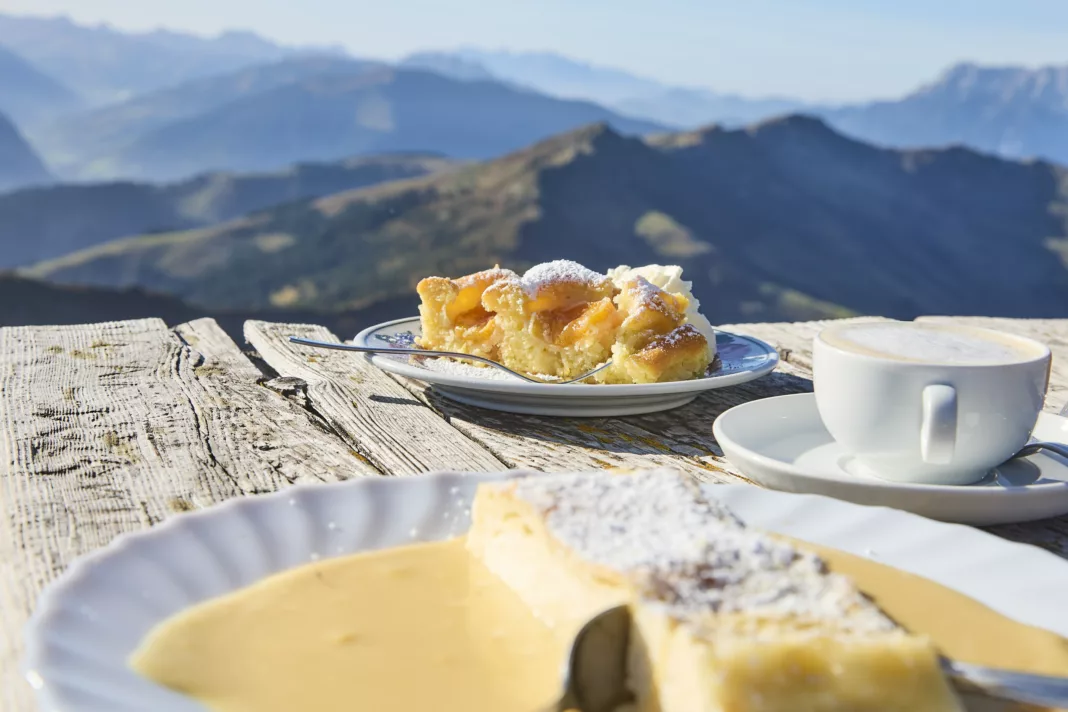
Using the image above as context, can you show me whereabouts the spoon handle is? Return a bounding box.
[945,659,1068,708]
[1014,441,1068,460]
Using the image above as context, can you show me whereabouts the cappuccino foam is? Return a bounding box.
[823,322,1038,365]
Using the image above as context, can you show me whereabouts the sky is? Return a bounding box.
[1,0,1066,101]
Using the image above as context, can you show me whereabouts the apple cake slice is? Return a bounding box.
[467,470,963,712]
[415,260,715,383]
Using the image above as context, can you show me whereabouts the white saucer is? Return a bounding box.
[352,317,778,416]
[713,392,1068,525]
[25,473,1068,711]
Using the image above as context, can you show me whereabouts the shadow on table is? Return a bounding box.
[420,370,813,461]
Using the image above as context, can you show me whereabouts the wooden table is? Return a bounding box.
[2,315,1067,710]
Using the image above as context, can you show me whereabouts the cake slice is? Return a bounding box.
[467,470,963,712]
[414,261,715,383]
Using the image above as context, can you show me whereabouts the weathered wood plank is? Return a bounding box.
[916,316,1068,412]
[0,318,370,711]
[244,321,507,475]
[172,317,379,487]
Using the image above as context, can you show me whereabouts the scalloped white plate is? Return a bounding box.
[25,473,1068,712]
[352,317,779,416]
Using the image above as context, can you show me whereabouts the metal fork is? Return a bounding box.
[288,337,612,385]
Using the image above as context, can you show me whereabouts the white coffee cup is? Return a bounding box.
[813,321,1051,485]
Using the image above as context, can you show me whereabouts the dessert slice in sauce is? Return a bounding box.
[467,470,964,712]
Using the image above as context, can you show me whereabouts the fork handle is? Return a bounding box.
[287,336,548,384]
[289,336,499,365]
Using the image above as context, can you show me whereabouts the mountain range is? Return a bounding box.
[3,11,1066,188]
[0,153,454,269]
[32,56,381,177]
[411,48,1068,166]
[0,111,51,192]
[25,116,1068,324]
[402,49,806,127]
[824,63,1068,166]
[0,12,343,105]
[30,59,661,182]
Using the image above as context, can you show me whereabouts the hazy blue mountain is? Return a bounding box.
[616,88,806,129]
[0,44,82,127]
[34,56,379,178]
[0,111,52,191]
[0,12,345,104]
[823,63,1068,166]
[419,48,806,128]
[401,52,496,82]
[0,153,454,268]
[449,48,668,104]
[89,67,663,181]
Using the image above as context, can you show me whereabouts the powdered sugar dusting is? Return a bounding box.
[419,356,563,382]
[505,470,895,633]
[648,324,702,349]
[623,275,676,317]
[457,267,519,287]
[520,260,608,295]
[420,357,520,381]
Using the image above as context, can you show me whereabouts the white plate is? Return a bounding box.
[25,472,1068,712]
[714,392,1068,525]
[352,317,779,416]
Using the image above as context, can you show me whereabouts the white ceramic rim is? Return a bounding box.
[353,316,779,396]
[815,321,1052,368]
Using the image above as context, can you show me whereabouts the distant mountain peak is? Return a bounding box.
[0,11,348,103]
[746,113,841,138]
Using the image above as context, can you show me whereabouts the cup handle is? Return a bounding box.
[921,384,957,465]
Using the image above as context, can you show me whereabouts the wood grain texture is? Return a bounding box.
[0,318,373,711]
[244,321,507,475]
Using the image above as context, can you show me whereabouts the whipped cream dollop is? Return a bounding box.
[608,264,716,348]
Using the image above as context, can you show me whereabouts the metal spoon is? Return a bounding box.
[550,605,633,712]
[288,337,612,384]
[1009,441,1068,461]
[554,605,1068,711]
